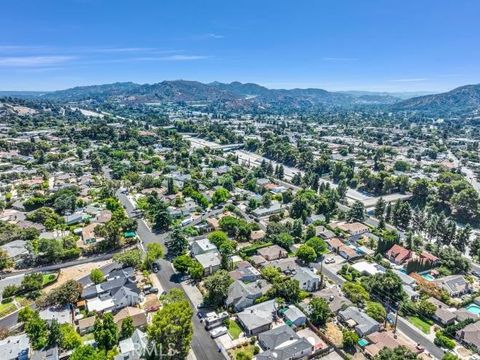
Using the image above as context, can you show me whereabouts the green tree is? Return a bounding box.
[94,313,119,351]
[269,278,300,303]
[44,280,82,307]
[418,299,436,319]
[375,346,419,360]
[120,317,135,340]
[366,301,387,323]
[342,281,370,305]
[173,254,193,274]
[113,249,143,269]
[296,244,317,263]
[167,228,188,257]
[48,319,61,347]
[342,329,359,350]
[348,201,365,222]
[363,270,405,305]
[0,249,14,270]
[308,297,332,327]
[90,268,105,284]
[145,243,164,269]
[212,187,230,205]
[70,345,103,360]
[148,290,193,360]
[305,237,327,255]
[19,307,49,350]
[374,197,386,219]
[204,270,233,308]
[59,323,82,350]
[207,231,229,247]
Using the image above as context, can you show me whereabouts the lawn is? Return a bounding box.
[42,273,58,287]
[409,316,432,334]
[0,301,17,318]
[227,319,242,339]
[228,344,255,360]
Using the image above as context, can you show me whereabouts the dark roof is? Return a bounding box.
[258,325,297,350]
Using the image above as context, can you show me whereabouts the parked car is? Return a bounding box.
[325,257,335,264]
[210,326,227,338]
[152,260,161,273]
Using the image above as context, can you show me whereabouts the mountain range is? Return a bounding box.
[3,81,480,116]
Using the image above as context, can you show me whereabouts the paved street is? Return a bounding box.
[316,257,443,359]
[115,190,224,360]
[396,316,444,359]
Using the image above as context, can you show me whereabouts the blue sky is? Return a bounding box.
[1,0,479,92]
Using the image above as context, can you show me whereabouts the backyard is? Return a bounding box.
[228,344,257,360]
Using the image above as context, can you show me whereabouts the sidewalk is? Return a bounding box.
[149,273,165,294]
[181,280,204,307]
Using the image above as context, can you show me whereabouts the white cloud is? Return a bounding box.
[0,56,75,67]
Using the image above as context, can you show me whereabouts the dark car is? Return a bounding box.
[152,260,161,273]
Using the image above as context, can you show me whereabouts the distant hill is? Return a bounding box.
[394,84,480,115]
[7,80,479,116]
[39,80,403,111]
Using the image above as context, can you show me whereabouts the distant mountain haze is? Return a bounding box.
[3,80,480,116]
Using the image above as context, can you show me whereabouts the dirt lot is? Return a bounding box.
[43,259,113,292]
[325,322,343,347]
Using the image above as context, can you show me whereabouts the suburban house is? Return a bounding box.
[338,307,380,337]
[352,261,384,276]
[113,306,148,329]
[82,223,100,245]
[432,275,471,297]
[325,238,344,252]
[315,226,336,240]
[456,321,480,351]
[77,316,96,335]
[293,267,321,292]
[190,238,218,256]
[39,306,73,325]
[65,213,84,225]
[226,280,271,312]
[428,297,456,326]
[237,299,278,336]
[338,245,362,261]
[386,244,412,265]
[229,261,261,282]
[257,245,288,261]
[335,222,369,238]
[114,329,148,360]
[364,331,422,358]
[0,239,29,264]
[256,325,313,360]
[0,334,30,360]
[283,305,307,328]
[81,266,141,313]
[419,250,440,266]
[252,202,284,219]
[313,286,352,313]
[194,251,221,275]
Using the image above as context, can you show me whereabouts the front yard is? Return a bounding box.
[409,315,432,334]
[227,319,243,340]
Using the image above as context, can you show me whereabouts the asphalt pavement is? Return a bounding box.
[115,190,224,360]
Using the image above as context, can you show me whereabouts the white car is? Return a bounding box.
[210,326,228,338]
[325,257,336,264]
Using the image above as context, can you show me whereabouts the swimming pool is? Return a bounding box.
[420,273,435,281]
[466,304,480,315]
[358,339,369,347]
